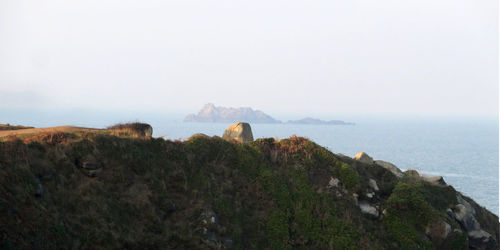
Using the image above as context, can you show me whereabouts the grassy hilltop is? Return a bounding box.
[0,123,498,249]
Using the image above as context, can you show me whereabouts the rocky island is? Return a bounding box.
[185,103,354,125]
[0,122,497,249]
[287,117,355,125]
[184,103,281,123]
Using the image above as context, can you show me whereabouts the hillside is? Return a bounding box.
[0,123,498,249]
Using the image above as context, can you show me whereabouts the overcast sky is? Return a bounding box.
[0,0,498,118]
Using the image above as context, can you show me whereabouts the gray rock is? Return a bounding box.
[450,194,496,249]
[405,169,420,178]
[457,195,476,215]
[353,152,373,164]
[374,160,404,178]
[468,230,495,249]
[327,177,341,189]
[366,192,375,199]
[452,204,480,232]
[368,178,379,191]
[358,201,379,217]
[421,175,447,186]
[222,122,254,143]
[352,193,359,205]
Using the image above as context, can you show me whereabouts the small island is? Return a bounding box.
[287,117,355,125]
[185,103,354,125]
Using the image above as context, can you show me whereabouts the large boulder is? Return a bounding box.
[107,122,153,138]
[358,201,379,217]
[374,160,404,178]
[425,219,451,245]
[421,175,447,186]
[222,122,254,143]
[353,152,373,164]
[448,194,497,249]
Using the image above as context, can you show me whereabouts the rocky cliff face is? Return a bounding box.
[0,126,498,249]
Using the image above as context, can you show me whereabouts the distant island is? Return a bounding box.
[288,117,355,125]
[184,103,280,123]
[184,103,355,125]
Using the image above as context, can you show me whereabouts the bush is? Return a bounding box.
[337,163,361,190]
[384,182,435,248]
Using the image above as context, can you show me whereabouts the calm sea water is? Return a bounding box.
[1,110,498,215]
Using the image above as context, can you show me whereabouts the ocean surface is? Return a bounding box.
[1,111,498,215]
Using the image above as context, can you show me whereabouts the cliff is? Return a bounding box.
[0,125,498,249]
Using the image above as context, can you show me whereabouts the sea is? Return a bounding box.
[1,110,498,216]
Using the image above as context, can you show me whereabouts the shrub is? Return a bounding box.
[337,163,361,190]
[384,182,435,248]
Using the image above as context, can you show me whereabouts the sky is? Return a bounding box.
[0,0,498,119]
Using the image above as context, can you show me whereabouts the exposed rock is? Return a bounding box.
[425,220,451,243]
[366,192,375,199]
[374,160,404,178]
[222,122,254,143]
[405,169,420,178]
[368,179,379,191]
[352,193,359,205]
[468,230,495,249]
[457,195,476,215]
[422,175,447,186]
[353,152,373,164]
[358,201,379,217]
[449,194,497,249]
[107,122,153,137]
[327,177,341,189]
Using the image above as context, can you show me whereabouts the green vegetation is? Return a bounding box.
[0,130,497,249]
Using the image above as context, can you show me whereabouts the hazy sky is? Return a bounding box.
[0,0,498,118]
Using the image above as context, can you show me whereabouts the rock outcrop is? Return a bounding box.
[353,152,374,164]
[374,160,404,178]
[422,175,447,186]
[359,201,379,217]
[107,122,153,137]
[447,194,497,249]
[222,122,254,143]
